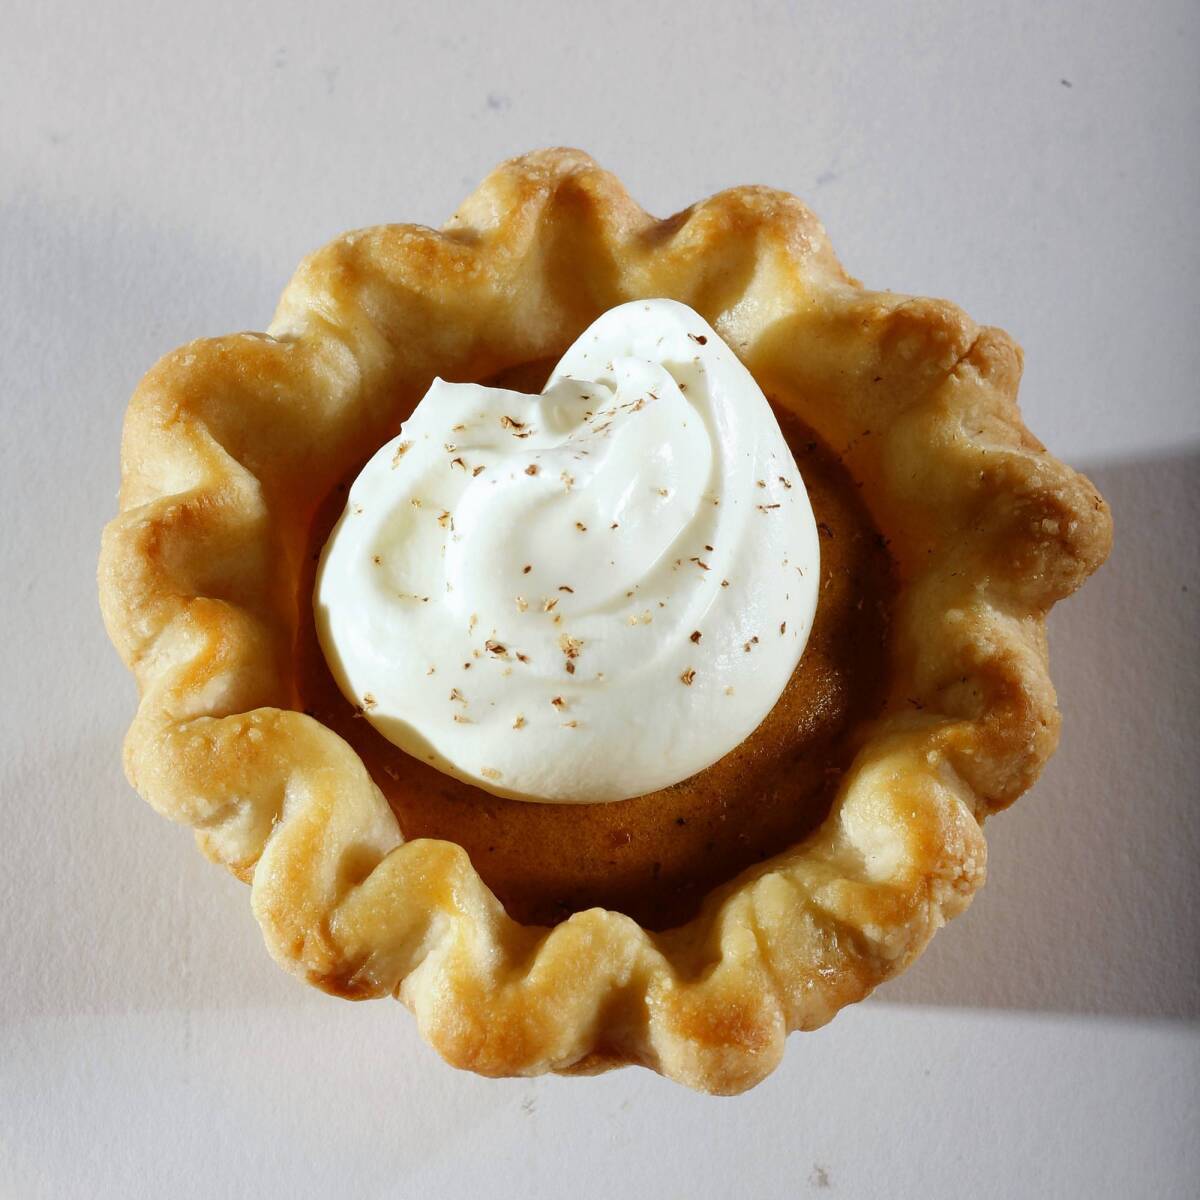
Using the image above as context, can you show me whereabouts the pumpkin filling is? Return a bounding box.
[296,361,896,931]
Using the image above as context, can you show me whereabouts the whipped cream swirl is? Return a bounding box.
[315,300,819,803]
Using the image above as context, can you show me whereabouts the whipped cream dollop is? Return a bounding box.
[315,299,819,803]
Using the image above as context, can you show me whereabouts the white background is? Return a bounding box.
[2,2,1197,1196]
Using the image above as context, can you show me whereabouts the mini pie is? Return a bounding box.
[98,148,1112,1093]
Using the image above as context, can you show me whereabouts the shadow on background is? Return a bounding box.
[881,450,1200,1019]
[0,734,307,1024]
[0,193,305,1026]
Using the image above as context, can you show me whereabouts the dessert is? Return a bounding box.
[98,149,1112,1092]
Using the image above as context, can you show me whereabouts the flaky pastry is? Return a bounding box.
[98,149,1111,1093]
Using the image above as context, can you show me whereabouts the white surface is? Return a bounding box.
[2,2,1197,1197]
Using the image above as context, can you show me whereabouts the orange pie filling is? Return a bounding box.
[296,363,896,931]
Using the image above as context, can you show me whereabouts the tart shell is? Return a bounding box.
[98,148,1112,1093]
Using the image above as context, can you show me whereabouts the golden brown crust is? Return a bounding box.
[98,148,1112,1093]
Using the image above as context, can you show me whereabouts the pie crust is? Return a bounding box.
[98,148,1112,1093]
